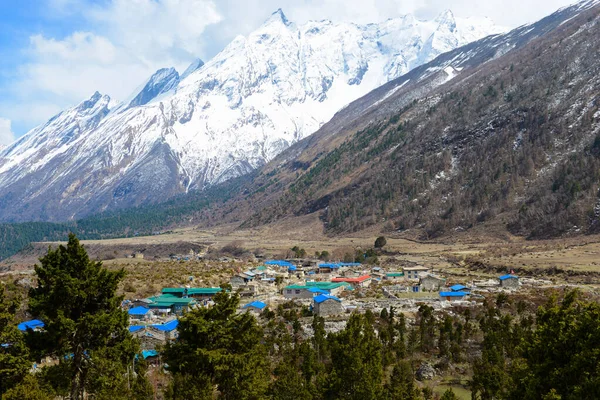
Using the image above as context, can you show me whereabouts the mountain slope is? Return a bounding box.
[0,9,501,222]
[204,0,600,240]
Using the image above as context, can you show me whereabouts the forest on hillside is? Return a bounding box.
[0,174,248,261]
[242,7,600,240]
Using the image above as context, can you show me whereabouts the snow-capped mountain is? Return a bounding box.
[0,9,503,222]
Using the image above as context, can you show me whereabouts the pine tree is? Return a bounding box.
[326,313,384,399]
[440,388,459,400]
[384,361,420,400]
[509,290,600,400]
[164,290,269,400]
[0,286,32,395]
[27,233,132,400]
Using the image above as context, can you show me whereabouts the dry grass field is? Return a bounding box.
[3,212,600,289]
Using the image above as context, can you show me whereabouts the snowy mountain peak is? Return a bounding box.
[266,8,291,26]
[77,91,104,111]
[129,67,180,107]
[0,8,506,222]
[436,9,457,32]
[181,58,205,80]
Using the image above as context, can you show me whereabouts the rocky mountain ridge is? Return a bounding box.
[0,9,502,222]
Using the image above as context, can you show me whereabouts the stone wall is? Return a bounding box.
[315,299,343,316]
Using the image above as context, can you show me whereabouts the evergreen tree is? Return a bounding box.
[374,236,387,248]
[164,290,269,400]
[440,388,460,400]
[384,361,420,400]
[26,233,133,400]
[0,286,32,395]
[509,290,600,400]
[2,374,52,400]
[326,313,384,399]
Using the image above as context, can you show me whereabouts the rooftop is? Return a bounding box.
[265,260,295,267]
[128,306,150,316]
[151,319,179,332]
[314,294,342,304]
[449,284,468,291]
[187,287,222,295]
[243,301,267,310]
[499,274,519,280]
[18,319,44,332]
[331,275,371,283]
[440,291,468,297]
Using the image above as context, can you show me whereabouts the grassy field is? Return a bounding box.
[3,210,600,285]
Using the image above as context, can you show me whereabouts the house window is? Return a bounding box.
[286,290,292,294]
[295,290,301,294]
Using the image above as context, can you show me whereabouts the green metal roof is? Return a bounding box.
[187,288,222,295]
[255,266,267,271]
[386,272,404,277]
[306,282,349,290]
[147,296,196,307]
[162,288,186,294]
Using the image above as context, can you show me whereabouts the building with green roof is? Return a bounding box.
[147,295,196,315]
[283,281,349,299]
[161,287,222,300]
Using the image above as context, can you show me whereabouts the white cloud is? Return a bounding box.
[4,0,222,136]
[0,118,16,146]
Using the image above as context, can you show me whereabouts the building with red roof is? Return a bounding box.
[331,275,372,288]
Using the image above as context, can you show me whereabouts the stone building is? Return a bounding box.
[313,294,343,316]
[499,274,520,288]
[419,274,446,291]
[403,266,431,280]
[242,301,267,313]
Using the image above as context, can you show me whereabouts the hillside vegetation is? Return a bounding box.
[235,4,600,240]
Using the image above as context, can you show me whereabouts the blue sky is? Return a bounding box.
[0,0,579,145]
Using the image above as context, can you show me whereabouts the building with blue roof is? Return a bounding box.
[440,291,468,301]
[129,325,145,333]
[313,294,343,316]
[265,260,295,268]
[151,319,179,333]
[128,306,151,320]
[499,274,520,288]
[318,263,341,273]
[242,301,267,313]
[18,319,44,332]
[141,349,159,359]
[449,284,469,292]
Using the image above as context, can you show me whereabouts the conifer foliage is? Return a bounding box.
[27,233,133,399]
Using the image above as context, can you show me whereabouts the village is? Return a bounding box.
[17,254,527,364]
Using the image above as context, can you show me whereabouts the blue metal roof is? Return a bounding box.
[151,320,179,332]
[307,287,329,294]
[128,306,150,316]
[288,266,297,271]
[18,319,44,332]
[243,301,267,310]
[314,294,341,304]
[142,350,158,359]
[265,260,295,267]
[499,274,518,280]
[449,284,468,291]
[440,291,468,297]
[319,263,340,269]
[129,325,145,333]
[339,262,362,266]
